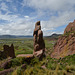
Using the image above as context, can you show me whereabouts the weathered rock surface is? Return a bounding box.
[16,54,34,58]
[21,64,26,70]
[33,21,45,59]
[51,20,75,59]
[3,44,15,58]
[0,57,12,69]
[64,20,75,34]
[17,54,34,64]
[0,68,13,75]
[0,51,4,59]
[1,60,12,69]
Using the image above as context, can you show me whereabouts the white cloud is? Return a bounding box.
[42,11,75,28]
[24,16,29,18]
[0,21,35,35]
[0,12,35,35]
[22,0,75,11]
[12,6,17,11]
[41,10,75,35]
[0,2,8,11]
[0,13,18,22]
[21,0,75,35]
[0,0,75,36]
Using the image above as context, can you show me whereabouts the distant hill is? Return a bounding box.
[45,33,62,40]
[0,33,62,39]
[48,33,62,38]
[0,34,62,39]
[0,35,33,39]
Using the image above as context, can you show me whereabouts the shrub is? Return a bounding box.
[11,58,21,67]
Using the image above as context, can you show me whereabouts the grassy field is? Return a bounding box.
[0,38,55,56]
[0,38,75,75]
[0,38,34,56]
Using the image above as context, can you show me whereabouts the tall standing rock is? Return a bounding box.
[3,45,9,58]
[33,21,45,59]
[9,44,15,58]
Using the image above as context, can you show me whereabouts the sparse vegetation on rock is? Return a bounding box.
[51,20,75,59]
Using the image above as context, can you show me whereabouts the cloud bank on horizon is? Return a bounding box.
[0,0,75,36]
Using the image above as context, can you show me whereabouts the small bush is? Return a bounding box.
[11,58,21,67]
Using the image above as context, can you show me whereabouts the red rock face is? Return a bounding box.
[64,20,75,34]
[51,20,75,59]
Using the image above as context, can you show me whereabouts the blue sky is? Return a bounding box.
[0,0,75,36]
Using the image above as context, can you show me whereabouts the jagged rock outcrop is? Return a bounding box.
[3,44,15,58]
[51,20,75,59]
[64,20,75,34]
[33,21,45,59]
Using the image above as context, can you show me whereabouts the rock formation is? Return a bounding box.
[3,44,15,58]
[33,21,45,59]
[64,20,75,34]
[16,21,45,60]
[1,58,12,69]
[0,51,4,59]
[0,68,13,75]
[51,20,75,59]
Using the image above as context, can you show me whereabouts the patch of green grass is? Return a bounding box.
[11,54,75,75]
[11,57,28,67]
[1,38,75,75]
[0,68,4,71]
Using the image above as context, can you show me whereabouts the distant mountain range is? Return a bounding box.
[46,33,62,38]
[0,34,62,39]
[0,35,33,39]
